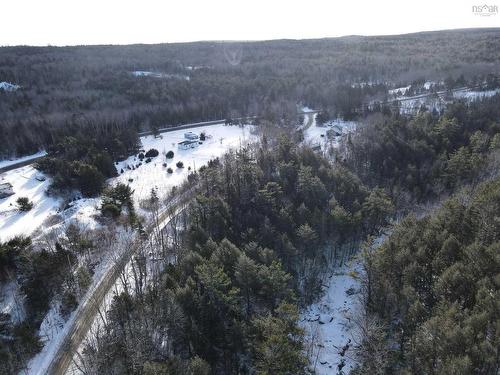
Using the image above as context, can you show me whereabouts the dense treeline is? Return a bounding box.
[80,137,393,374]
[35,122,140,196]
[1,28,499,157]
[345,94,500,203]
[357,178,500,374]
[0,222,120,374]
[0,236,79,374]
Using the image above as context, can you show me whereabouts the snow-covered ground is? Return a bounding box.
[25,121,254,373]
[302,259,362,375]
[388,85,411,96]
[4,124,257,374]
[0,280,25,323]
[453,88,500,99]
[0,124,256,242]
[0,166,60,241]
[0,81,20,91]
[114,124,257,203]
[303,115,356,154]
[132,71,190,81]
[25,299,78,375]
[0,150,46,169]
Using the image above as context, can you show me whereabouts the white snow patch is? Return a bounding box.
[388,85,411,96]
[423,81,434,90]
[453,88,500,99]
[0,166,61,241]
[25,300,78,375]
[0,280,25,323]
[0,81,20,91]
[115,124,257,203]
[302,260,361,375]
[132,71,190,81]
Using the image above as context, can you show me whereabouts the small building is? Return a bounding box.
[184,132,199,140]
[178,140,199,150]
[331,125,343,135]
[0,182,14,199]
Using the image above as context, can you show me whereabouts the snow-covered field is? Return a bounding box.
[0,124,257,242]
[302,260,362,375]
[0,166,60,241]
[115,124,257,203]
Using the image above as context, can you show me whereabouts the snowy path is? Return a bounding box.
[301,260,361,375]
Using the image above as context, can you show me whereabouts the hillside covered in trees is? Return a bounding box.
[75,137,393,374]
[1,28,499,157]
[357,178,499,374]
[0,27,499,375]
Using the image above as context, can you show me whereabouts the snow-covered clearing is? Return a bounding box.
[397,96,442,114]
[115,124,257,204]
[0,166,61,241]
[303,115,356,154]
[0,150,46,169]
[0,81,20,91]
[453,88,500,99]
[302,259,362,375]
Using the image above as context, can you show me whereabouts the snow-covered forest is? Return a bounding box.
[0,28,499,375]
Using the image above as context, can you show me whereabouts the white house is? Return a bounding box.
[178,140,199,150]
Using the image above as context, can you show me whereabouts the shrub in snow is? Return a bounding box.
[176,161,184,168]
[16,197,33,211]
[145,148,159,158]
[166,150,174,159]
[61,290,78,318]
[167,168,173,174]
[162,163,167,167]
[138,152,145,160]
[101,202,121,218]
[145,158,152,163]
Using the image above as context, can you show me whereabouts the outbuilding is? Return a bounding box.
[178,140,199,150]
[184,132,199,140]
